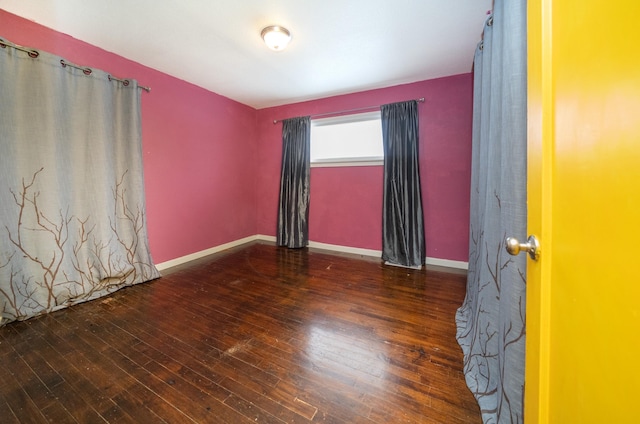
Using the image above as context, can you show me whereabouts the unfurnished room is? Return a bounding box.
[2,1,639,423]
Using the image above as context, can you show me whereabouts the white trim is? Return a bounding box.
[310,160,383,168]
[156,234,468,272]
[155,235,259,271]
[307,240,468,270]
[256,234,277,243]
[312,110,381,126]
[307,240,382,258]
[425,257,469,270]
[310,110,383,165]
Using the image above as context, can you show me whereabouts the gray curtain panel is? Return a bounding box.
[277,116,311,248]
[381,100,425,269]
[0,37,160,325]
[455,0,527,422]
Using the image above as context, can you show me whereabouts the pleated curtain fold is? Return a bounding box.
[455,0,528,421]
[381,100,425,269]
[277,116,311,249]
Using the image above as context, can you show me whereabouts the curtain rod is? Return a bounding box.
[0,38,151,93]
[272,97,425,124]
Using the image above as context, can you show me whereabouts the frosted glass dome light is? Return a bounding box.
[261,25,292,51]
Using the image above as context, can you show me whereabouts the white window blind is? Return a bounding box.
[310,111,383,167]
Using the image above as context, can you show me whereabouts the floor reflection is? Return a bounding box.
[306,324,388,383]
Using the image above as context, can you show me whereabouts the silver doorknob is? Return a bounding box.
[505,235,540,261]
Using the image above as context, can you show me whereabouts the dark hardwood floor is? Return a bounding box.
[0,242,481,423]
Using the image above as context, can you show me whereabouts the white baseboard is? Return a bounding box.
[305,240,468,270]
[308,240,383,258]
[256,235,382,258]
[156,234,468,271]
[425,257,468,270]
[155,235,259,271]
[256,234,276,243]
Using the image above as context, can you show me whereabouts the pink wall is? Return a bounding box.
[0,10,258,264]
[256,75,473,261]
[2,10,472,264]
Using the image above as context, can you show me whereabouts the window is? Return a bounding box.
[310,111,383,167]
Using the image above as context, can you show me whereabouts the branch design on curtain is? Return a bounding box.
[455,1,527,422]
[0,36,159,325]
[381,100,425,269]
[277,117,311,249]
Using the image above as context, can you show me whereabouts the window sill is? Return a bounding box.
[311,159,383,168]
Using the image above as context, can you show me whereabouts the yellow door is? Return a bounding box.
[526,1,640,422]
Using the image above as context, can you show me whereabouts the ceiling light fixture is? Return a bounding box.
[261,25,291,51]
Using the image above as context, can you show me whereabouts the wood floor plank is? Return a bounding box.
[0,398,21,424]
[0,242,481,423]
[2,346,72,423]
[218,375,311,424]
[47,310,189,423]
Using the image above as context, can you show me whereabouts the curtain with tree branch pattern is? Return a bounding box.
[0,37,160,325]
[455,1,527,422]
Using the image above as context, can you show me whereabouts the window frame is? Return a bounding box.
[310,111,384,168]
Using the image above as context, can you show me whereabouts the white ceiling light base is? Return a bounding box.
[261,25,291,51]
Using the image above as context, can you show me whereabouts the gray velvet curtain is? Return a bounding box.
[455,1,527,422]
[381,100,425,269]
[0,37,160,325]
[277,117,311,248]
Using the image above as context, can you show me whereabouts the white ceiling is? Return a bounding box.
[0,0,491,109]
